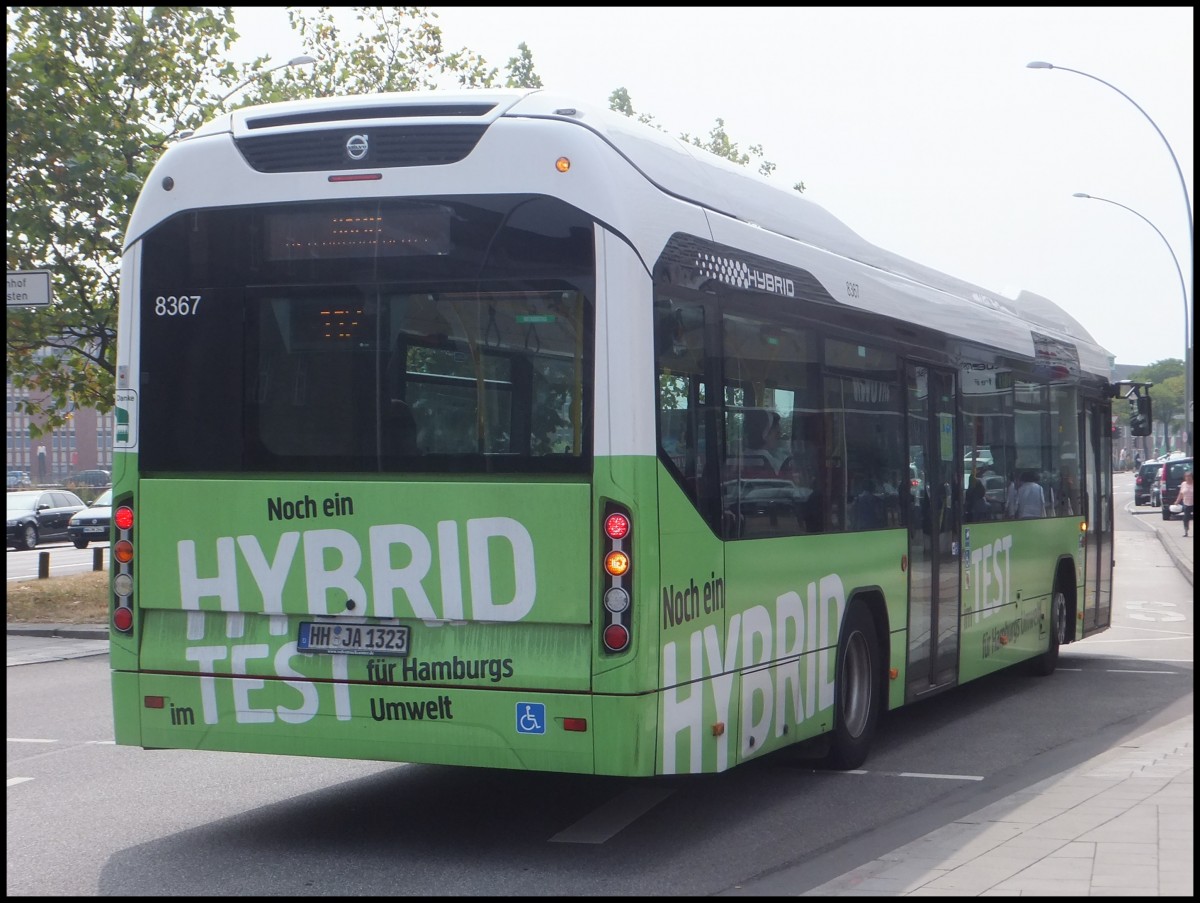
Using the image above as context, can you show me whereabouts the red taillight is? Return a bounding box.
[115,506,134,530]
[603,623,630,651]
[562,717,588,732]
[600,503,633,655]
[111,496,134,634]
[604,512,630,540]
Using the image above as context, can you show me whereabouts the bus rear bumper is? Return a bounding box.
[113,671,660,776]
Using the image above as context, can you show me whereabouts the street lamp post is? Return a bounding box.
[1028,61,1193,456]
[217,54,315,106]
[1074,193,1188,453]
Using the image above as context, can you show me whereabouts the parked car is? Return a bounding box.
[1159,457,1193,521]
[1134,461,1160,506]
[73,469,111,488]
[6,489,88,550]
[963,447,995,470]
[7,471,31,489]
[67,488,113,548]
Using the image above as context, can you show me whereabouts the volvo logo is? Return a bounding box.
[345,133,369,161]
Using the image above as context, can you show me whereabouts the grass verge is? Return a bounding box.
[7,571,108,624]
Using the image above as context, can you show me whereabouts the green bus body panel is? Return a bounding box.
[109,455,1087,776]
[133,672,601,773]
[112,463,670,774]
[111,670,142,746]
[958,518,1083,682]
[657,473,909,773]
[710,533,902,773]
[137,610,592,690]
[137,478,591,625]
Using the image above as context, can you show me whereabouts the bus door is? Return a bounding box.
[1081,403,1113,632]
[905,364,961,698]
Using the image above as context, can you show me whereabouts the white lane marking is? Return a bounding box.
[8,777,34,787]
[830,770,984,781]
[6,738,58,743]
[550,786,674,844]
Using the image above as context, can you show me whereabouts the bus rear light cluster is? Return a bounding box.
[601,503,632,653]
[111,501,135,634]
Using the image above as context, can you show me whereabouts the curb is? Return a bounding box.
[1151,523,1193,586]
[6,624,108,640]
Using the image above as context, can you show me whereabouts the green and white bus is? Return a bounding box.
[110,89,1119,776]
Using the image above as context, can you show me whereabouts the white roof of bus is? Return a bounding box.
[196,88,1110,370]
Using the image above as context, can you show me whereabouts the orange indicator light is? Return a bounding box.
[604,550,630,576]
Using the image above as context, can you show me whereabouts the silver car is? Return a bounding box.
[67,488,113,548]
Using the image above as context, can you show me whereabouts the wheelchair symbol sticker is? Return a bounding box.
[516,702,545,735]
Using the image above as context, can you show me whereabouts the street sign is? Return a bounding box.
[7,270,52,307]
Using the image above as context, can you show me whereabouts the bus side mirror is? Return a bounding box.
[1129,395,1152,436]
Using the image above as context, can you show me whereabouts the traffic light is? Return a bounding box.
[1129,395,1152,436]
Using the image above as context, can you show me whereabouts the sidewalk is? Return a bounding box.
[1154,506,1194,586]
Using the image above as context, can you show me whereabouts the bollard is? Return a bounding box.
[93,547,104,571]
[38,551,50,579]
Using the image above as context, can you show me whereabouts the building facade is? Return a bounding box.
[6,377,114,483]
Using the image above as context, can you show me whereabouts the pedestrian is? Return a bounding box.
[1014,470,1046,519]
[1174,471,1194,538]
[742,409,791,476]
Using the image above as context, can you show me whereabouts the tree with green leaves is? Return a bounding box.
[7,6,245,433]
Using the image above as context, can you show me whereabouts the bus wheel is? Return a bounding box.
[822,603,882,770]
[1029,587,1067,677]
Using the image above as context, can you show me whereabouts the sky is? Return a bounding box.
[228,6,1193,368]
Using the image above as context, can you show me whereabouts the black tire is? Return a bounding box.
[73,538,90,549]
[1162,506,1172,521]
[1029,587,1067,677]
[821,603,883,770]
[19,523,38,551]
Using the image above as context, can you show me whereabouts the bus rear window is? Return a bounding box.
[136,197,594,475]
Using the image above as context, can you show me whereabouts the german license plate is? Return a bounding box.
[297,621,410,656]
[84,526,107,534]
